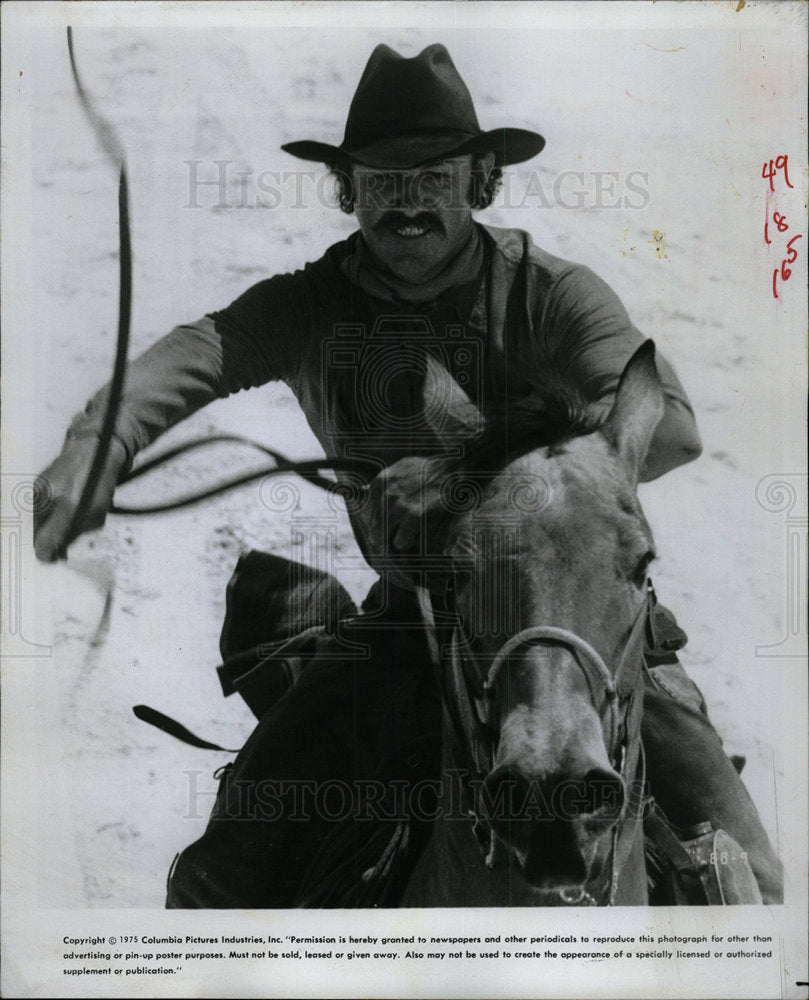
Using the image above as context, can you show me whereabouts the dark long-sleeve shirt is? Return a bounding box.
[67,223,701,560]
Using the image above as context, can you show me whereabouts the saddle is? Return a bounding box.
[216,550,358,718]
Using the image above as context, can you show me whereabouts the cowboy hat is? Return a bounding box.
[281,43,545,169]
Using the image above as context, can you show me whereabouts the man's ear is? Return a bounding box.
[475,151,496,190]
[478,151,495,176]
[469,151,496,206]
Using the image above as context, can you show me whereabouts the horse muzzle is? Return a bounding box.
[481,761,626,893]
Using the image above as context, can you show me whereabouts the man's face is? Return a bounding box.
[351,154,488,285]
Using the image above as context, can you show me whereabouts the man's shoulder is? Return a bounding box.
[481,224,605,305]
[481,224,583,282]
[244,232,357,291]
[266,234,356,294]
[317,230,361,266]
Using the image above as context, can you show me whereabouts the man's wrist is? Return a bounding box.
[63,428,134,477]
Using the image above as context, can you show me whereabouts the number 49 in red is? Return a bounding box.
[762,155,793,193]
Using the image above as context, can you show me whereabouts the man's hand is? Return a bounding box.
[366,455,446,556]
[34,436,129,562]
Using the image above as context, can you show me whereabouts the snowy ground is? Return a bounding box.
[6,7,807,908]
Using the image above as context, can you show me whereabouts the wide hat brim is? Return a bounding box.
[282,127,545,169]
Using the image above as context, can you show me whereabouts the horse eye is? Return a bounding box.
[632,550,655,588]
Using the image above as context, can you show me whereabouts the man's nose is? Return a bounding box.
[389,173,422,210]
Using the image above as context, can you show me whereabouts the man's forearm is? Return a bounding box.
[65,316,231,463]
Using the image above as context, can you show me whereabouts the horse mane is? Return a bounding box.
[448,382,602,476]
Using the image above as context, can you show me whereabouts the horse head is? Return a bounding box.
[435,341,665,900]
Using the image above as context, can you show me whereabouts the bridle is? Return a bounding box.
[419,579,651,904]
[457,601,650,768]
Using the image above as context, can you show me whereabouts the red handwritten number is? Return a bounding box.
[762,155,792,192]
[776,154,792,189]
[765,209,789,244]
[772,238,803,298]
[764,157,799,300]
[786,234,802,264]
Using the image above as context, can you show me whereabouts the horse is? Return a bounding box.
[165,340,664,908]
[399,340,664,905]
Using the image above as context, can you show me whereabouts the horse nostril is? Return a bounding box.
[538,767,625,823]
[480,766,532,825]
[579,768,625,820]
[481,764,625,825]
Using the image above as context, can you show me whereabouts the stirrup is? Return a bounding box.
[644,800,762,905]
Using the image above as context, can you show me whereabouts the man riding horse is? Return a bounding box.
[34,43,782,905]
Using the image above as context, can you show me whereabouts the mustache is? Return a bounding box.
[373,212,445,236]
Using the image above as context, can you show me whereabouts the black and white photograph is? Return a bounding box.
[2,1,807,997]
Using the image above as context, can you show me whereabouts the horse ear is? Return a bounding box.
[422,353,484,439]
[601,340,665,482]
